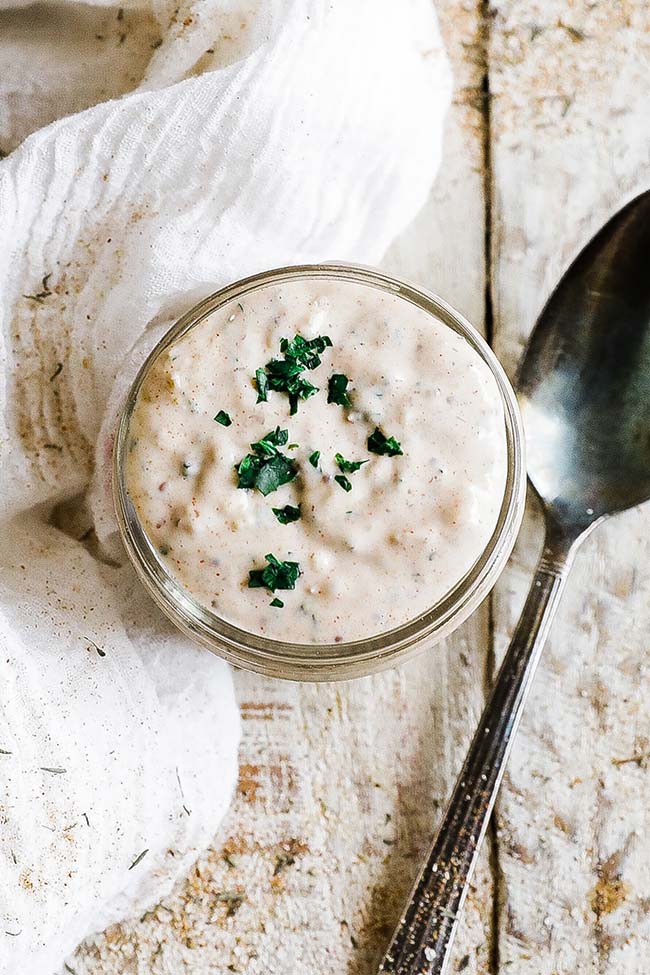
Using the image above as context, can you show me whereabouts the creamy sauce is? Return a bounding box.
[125,276,507,644]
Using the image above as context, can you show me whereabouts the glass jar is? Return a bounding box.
[113,264,525,681]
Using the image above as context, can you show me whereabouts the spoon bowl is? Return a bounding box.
[519,190,650,535]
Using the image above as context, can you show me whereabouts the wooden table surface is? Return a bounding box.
[73,3,650,973]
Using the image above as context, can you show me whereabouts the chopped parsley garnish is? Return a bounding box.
[254,456,297,495]
[309,450,321,468]
[335,453,368,474]
[270,597,285,608]
[327,373,351,407]
[253,334,332,414]
[272,504,301,524]
[265,362,318,416]
[251,426,288,455]
[214,410,232,426]
[236,427,297,496]
[248,553,301,592]
[334,474,352,492]
[280,334,332,366]
[367,427,403,457]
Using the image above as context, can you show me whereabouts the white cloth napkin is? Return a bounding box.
[0,1,451,972]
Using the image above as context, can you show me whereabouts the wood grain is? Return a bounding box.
[489,2,650,972]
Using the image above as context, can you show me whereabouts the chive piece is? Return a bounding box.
[272,504,301,525]
[367,427,403,457]
[270,597,284,608]
[334,474,352,492]
[287,443,299,450]
[335,452,368,474]
[327,373,351,407]
[255,368,269,403]
[309,450,321,468]
[235,428,297,495]
[214,410,232,426]
[248,553,301,593]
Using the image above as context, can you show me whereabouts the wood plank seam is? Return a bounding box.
[478,3,503,974]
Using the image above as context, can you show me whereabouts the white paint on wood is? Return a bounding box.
[490,2,650,972]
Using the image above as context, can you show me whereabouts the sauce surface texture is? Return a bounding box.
[125,277,507,644]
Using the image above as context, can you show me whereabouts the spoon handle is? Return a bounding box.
[378,534,575,975]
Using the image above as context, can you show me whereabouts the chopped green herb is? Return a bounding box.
[309,450,321,468]
[180,460,191,476]
[251,426,288,455]
[280,333,332,367]
[327,373,351,407]
[253,334,332,413]
[334,474,352,492]
[236,453,296,495]
[272,504,301,525]
[266,360,318,415]
[255,368,269,403]
[236,428,297,495]
[335,453,368,474]
[214,410,232,426]
[270,597,284,608]
[287,443,299,450]
[367,427,403,457]
[248,553,301,593]
[235,453,259,489]
[255,455,296,495]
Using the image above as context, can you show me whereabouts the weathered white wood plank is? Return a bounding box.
[489,2,650,972]
[70,2,496,973]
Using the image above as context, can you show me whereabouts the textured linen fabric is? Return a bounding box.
[0,1,451,972]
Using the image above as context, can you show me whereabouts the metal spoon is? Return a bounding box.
[378,189,650,975]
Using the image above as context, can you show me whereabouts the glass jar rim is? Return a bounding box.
[113,263,526,681]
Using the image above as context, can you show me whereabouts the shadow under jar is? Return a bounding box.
[113,264,525,681]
